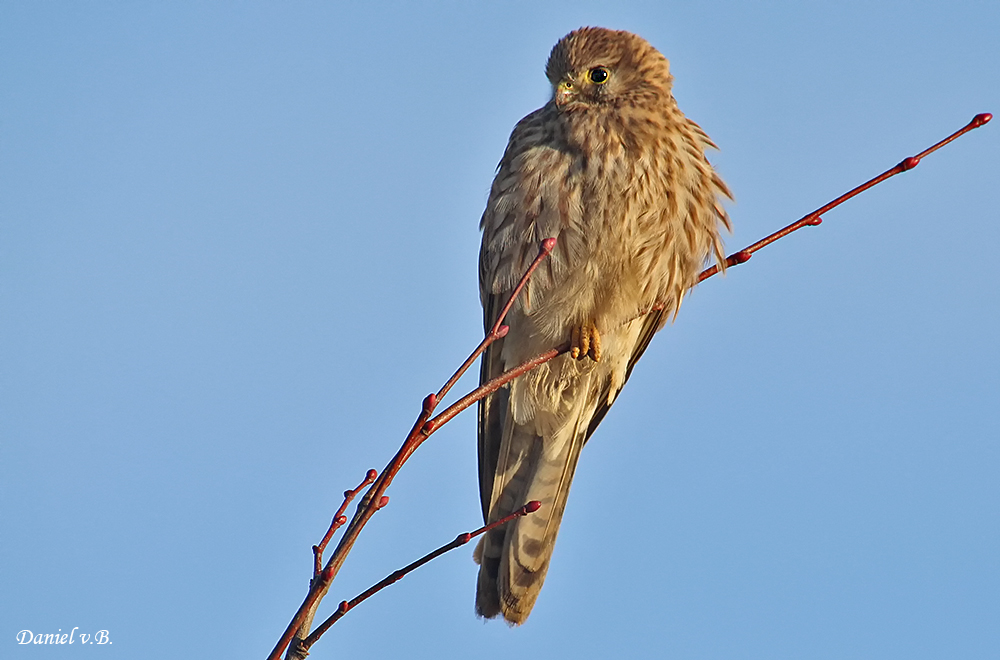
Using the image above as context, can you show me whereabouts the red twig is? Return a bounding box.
[424,342,571,436]
[416,114,996,445]
[698,112,992,283]
[268,240,558,660]
[434,237,556,405]
[312,469,378,577]
[269,112,990,660]
[299,501,543,650]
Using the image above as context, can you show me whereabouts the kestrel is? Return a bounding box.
[475,27,732,624]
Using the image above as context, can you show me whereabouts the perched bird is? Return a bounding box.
[474,27,732,625]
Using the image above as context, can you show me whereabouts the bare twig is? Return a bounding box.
[299,501,543,651]
[268,112,990,660]
[426,113,996,454]
[435,237,557,405]
[312,469,378,577]
[269,240,558,660]
[424,341,572,436]
[697,112,992,283]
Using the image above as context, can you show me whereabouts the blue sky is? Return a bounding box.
[2,2,997,658]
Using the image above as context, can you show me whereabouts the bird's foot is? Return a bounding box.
[570,320,601,362]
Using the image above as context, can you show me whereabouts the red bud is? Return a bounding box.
[900,156,920,171]
[336,515,347,525]
[972,112,992,127]
[378,496,390,508]
[496,325,510,338]
[541,237,557,253]
[524,500,542,513]
[731,250,752,264]
[338,600,349,613]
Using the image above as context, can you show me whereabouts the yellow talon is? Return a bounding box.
[570,321,601,362]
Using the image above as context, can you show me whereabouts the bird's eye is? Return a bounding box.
[588,66,610,84]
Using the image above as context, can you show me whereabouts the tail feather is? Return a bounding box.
[475,384,594,624]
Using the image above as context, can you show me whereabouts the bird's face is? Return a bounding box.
[545,27,673,113]
[553,64,615,109]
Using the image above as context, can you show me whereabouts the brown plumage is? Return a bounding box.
[475,27,731,624]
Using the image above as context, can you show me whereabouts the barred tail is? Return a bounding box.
[475,409,589,624]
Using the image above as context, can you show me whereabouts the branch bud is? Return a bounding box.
[422,393,437,415]
[730,250,752,265]
[524,500,542,514]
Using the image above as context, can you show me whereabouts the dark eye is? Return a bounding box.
[588,66,610,84]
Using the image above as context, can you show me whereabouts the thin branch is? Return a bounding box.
[300,501,543,651]
[269,112,991,660]
[698,112,993,283]
[420,114,995,444]
[424,342,571,436]
[434,237,557,405]
[312,469,378,577]
[269,239,559,660]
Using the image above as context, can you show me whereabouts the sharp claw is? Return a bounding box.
[569,321,601,362]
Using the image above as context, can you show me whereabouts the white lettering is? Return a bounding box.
[17,626,108,645]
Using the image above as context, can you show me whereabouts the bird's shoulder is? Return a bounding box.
[478,104,582,308]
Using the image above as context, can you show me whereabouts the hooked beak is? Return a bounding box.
[555,80,575,108]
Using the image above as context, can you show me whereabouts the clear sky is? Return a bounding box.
[2,2,997,658]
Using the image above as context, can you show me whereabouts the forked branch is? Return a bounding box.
[268,112,990,660]
[300,501,542,651]
[269,240,557,660]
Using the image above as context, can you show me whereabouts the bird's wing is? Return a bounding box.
[476,283,510,521]
[476,107,564,521]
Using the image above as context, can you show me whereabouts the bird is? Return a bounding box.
[474,27,732,625]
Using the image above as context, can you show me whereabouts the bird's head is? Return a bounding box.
[545,27,673,112]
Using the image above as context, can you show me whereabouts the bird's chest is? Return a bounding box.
[552,141,673,273]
